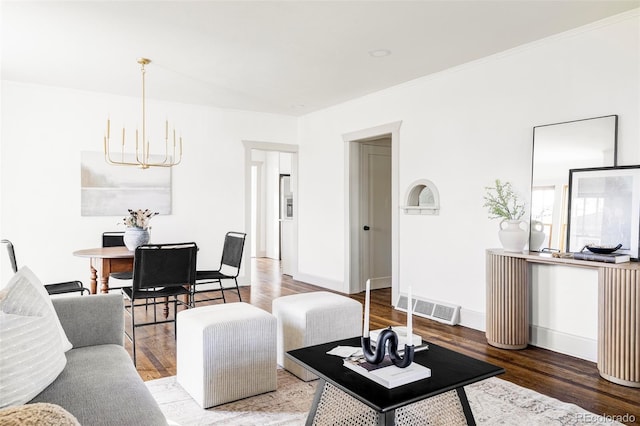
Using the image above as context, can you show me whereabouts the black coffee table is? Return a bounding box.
[287,336,504,425]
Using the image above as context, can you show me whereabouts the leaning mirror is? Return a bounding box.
[530,115,618,252]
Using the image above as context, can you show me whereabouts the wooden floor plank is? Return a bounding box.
[128,258,640,424]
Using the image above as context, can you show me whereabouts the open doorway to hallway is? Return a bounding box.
[244,141,298,287]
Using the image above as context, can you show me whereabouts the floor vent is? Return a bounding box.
[396,294,460,326]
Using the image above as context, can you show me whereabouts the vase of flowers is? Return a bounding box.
[122,209,158,251]
[483,179,528,253]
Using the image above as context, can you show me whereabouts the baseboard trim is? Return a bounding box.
[370,276,391,290]
[459,308,485,332]
[530,325,597,362]
[293,272,345,293]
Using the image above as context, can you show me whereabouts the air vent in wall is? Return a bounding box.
[396,294,460,326]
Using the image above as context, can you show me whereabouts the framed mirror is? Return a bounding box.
[529,115,618,251]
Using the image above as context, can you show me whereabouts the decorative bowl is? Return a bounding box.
[584,244,622,254]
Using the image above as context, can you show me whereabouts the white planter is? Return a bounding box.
[499,220,528,253]
[123,227,150,251]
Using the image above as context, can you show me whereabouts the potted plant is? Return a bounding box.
[121,209,159,250]
[483,179,528,252]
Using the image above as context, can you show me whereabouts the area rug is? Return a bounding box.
[145,369,621,425]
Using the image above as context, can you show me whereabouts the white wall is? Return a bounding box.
[0,82,297,284]
[296,9,639,347]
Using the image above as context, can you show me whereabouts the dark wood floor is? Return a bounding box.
[128,258,640,425]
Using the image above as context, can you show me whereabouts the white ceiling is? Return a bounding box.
[2,1,639,116]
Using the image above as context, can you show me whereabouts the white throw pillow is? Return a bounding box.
[0,312,66,408]
[0,267,69,408]
[0,267,72,352]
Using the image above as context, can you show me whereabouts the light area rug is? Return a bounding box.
[145,369,621,426]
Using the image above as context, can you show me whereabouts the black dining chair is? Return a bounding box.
[102,231,133,284]
[122,242,197,365]
[192,232,246,305]
[1,239,90,295]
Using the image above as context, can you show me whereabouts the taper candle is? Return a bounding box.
[363,279,371,337]
[407,286,413,343]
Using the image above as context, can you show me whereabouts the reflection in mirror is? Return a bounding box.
[530,115,618,251]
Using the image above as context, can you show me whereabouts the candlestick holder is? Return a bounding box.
[361,326,414,368]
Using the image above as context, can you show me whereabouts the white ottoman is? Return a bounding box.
[176,302,277,408]
[272,291,362,381]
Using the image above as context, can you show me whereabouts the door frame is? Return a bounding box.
[343,121,401,302]
[243,141,299,287]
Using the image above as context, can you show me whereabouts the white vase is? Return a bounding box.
[499,219,528,253]
[123,227,150,251]
[529,220,546,252]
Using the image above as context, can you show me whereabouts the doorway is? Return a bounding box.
[244,141,298,286]
[344,121,401,302]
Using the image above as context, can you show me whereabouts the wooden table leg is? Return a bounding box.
[100,275,110,294]
[89,265,98,294]
[98,258,112,294]
[163,297,169,318]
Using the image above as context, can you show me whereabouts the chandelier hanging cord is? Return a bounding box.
[104,57,183,169]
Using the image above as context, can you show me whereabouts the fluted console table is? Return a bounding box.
[486,249,640,388]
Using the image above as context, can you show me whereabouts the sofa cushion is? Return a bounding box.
[30,344,167,425]
[0,268,69,408]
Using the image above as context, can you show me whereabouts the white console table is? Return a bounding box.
[486,249,640,388]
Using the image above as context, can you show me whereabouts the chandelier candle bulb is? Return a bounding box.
[363,279,371,338]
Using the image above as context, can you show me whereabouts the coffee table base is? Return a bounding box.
[307,379,475,426]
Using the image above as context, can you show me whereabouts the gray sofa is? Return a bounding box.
[29,294,167,425]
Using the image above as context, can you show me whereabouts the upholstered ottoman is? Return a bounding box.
[272,291,362,381]
[176,302,277,408]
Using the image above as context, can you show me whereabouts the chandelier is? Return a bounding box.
[103,58,182,169]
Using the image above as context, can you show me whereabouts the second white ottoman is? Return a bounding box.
[272,291,362,381]
[176,302,277,408]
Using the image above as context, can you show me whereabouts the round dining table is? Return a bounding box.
[73,246,134,294]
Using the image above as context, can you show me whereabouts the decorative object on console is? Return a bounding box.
[583,243,622,254]
[567,165,640,260]
[484,179,528,252]
[104,58,183,169]
[121,209,158,250]
[572,251,630,264]
[361,280,414,368]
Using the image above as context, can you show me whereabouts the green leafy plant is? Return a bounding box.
[483,179,525,220]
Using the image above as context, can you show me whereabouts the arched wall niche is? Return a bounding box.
[403,179,440,215]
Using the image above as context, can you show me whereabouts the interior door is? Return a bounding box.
[360,142,391,289]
